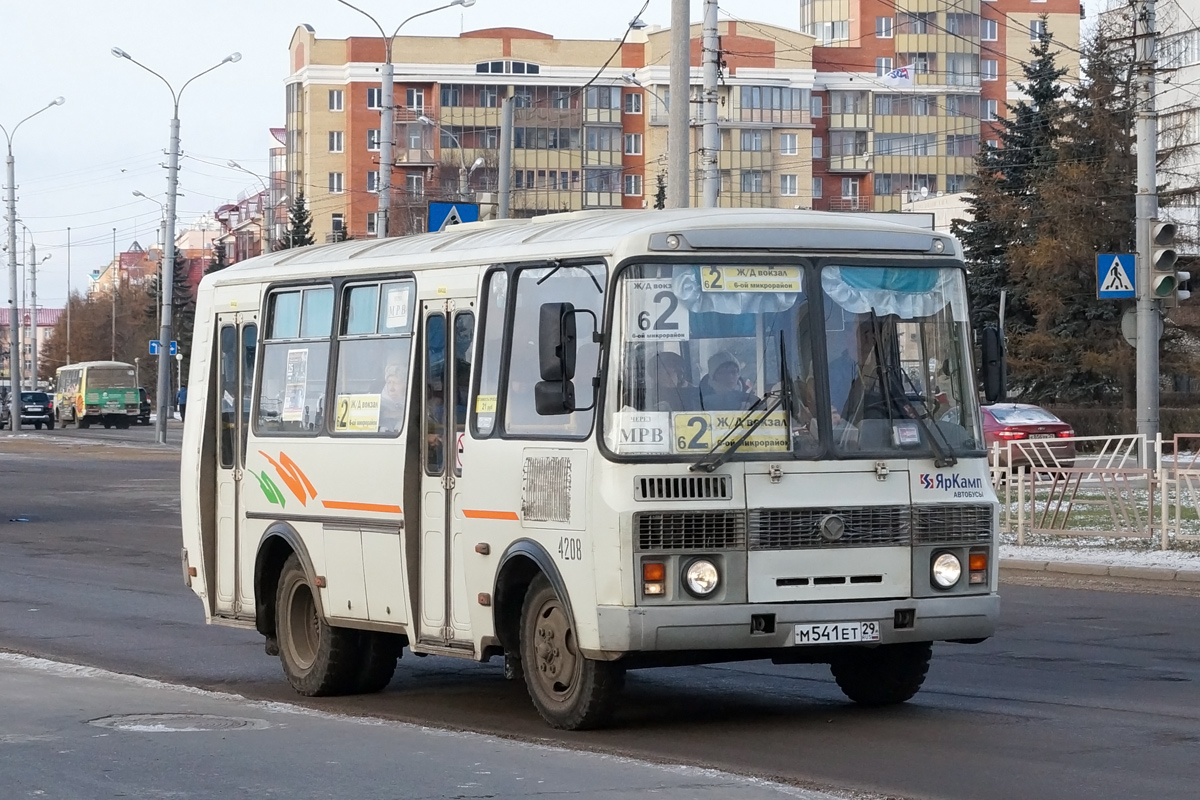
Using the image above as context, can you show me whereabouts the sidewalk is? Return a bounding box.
[1000,543,1200,584]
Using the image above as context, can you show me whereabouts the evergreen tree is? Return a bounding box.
[653,172,667,210]
[277,192,315,249]
[206,242,229,275]
[172,251,196,382]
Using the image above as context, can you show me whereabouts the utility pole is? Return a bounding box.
[700,0,720,207]
[498,96,513,219]
[29,242,37,389]
[1134,0,1160,460]
[668,0,690,208]
[111,227,117,361]
[66,226,71,366]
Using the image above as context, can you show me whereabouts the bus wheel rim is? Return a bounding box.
[286,582,319,670]
[532,597,578,699]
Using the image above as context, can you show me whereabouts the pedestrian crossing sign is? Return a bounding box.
[1097,254,1136,299]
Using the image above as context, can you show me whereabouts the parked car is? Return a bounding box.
[0,391,56,430]
[982,403,1076,469]
[137,387,152,425]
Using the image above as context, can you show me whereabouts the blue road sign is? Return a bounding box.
[169,340,178,356]
[149,340,161,355]
[1097,254,1136,299]
[428,201,479,232]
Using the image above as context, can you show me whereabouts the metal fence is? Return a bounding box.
[991,433,1200,549]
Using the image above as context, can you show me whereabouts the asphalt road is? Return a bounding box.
[1,431,1198,800]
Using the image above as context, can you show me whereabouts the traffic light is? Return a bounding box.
[1150,220,1191,306]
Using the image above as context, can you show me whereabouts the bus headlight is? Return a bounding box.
[683,559,720,597]
[932,553,962,588]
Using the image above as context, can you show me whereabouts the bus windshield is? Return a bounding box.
[603,262,983,461]
[87,367,136,388]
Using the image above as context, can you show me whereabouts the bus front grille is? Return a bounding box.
[635,511,746,550]
[748,507,911,550]
[913,504,994,544]
[635,475,731,501]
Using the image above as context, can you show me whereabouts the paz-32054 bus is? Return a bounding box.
[180,209,1001,730]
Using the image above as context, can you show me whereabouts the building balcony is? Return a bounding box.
[827,196,867,212]
[584,108,621,125]
[583,150,621,167]
[826,153,872,173]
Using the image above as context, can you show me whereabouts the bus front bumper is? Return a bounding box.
[594,593,998,653]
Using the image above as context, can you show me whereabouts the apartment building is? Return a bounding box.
[805,0,1081,212]
[285,21,817,241]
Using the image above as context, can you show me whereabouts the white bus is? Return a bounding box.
[181,209,1001,730]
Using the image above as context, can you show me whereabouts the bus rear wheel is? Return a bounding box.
[829,641,932,706]
[275,554,358,696]
[519,574,621,730]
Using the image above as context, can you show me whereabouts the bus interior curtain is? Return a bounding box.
[821,266,967,321]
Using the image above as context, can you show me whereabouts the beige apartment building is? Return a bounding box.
[286,21,817,241]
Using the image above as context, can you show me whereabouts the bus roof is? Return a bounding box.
[56,361,135,372]
[203,208,959,289]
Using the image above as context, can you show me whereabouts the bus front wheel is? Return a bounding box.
[829,641,932,706]
[519,574,621,730]
[275,553,358,696]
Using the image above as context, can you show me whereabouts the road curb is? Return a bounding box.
[1001,558,1200,584]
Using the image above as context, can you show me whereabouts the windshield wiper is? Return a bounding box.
[690,391,784,473]
[866,314,956,468]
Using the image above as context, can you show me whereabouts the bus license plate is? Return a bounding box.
[795,621,881,645]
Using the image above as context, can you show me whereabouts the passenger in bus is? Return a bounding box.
[699,351,756,411]
[379,363,406,432]
[649,351,700,412]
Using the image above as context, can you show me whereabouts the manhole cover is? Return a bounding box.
[88,713,270,732]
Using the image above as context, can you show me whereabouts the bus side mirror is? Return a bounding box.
[538,302,576,381]
[980,325,1006,403]
[536,302,577,415]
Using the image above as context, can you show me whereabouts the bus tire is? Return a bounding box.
[276,553,358,696]
[829,642,932,706]
[351,632,404,694]
[519,574,620,730]
[78,416,90,429]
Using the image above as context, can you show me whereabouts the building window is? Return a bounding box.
[513,88,533,108]
[440,84,463,107]
[946,13,978,36]
[331,213,344,233]
[984,99,1000,120]
[367,129,380,151]
[479,86,499,108]
[841,177,859,198]
[624,93,642,114]
[779,133,798,155]
[624,174,643,196]
[1031,19,1047,40]
[740,170,766,193]
[946,175,968,193]
[740,130,764,151]
[624,133,643,155]
[406,174,424,196]
[328,131,344,153]
[981,19,998,41]
[552,89,571,109]
[366,212,379,235]
[328,172,344,194]
[780,174,798,196]
[406,88,424,110]
[367,87,382,109]
[876,17,893,38]
[810,96,823,118]
[811,178,822,198]
[813,137,823,159]
[981,59,998,81]
[367,170,379,193]
[328,90,344,112]
[876,57,893,76]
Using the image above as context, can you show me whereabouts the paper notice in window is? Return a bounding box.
[335,393,382,432]
[386,286,411,330]
[283,348,309,422]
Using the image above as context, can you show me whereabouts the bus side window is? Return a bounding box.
[256,287,333,435]
[240,324,257,464]
[472,270,507,437]
[219,326,237,468]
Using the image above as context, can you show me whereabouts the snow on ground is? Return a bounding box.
[1001,542,1200,571]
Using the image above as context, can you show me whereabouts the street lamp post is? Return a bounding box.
[2,96,64,430]
[418,116,483,199]
[112,47,240,444]
[29,244,49,390]
[336,0,477,239]
[227,160,273,253]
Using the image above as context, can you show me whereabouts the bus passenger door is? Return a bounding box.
[417,299,474,647]
[214,312,258,618]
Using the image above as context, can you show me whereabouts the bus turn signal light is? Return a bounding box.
[643,562,665,596]
[969,553,988,584]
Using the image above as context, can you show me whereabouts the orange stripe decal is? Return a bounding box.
[464,509,520,521]
[321,501,403,514]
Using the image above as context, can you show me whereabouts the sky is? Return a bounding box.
[2,0,803,310]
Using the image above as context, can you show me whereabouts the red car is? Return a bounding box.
[982,403,1076,469]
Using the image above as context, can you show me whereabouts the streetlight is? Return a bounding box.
[175,351,183,401]
[29,248,50,391]
[418,116,483,198]
[2,96,65,431]
[135,356,140,386]
[336,0,477,238]
[112,46,240,444]
[227,160,273,253]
